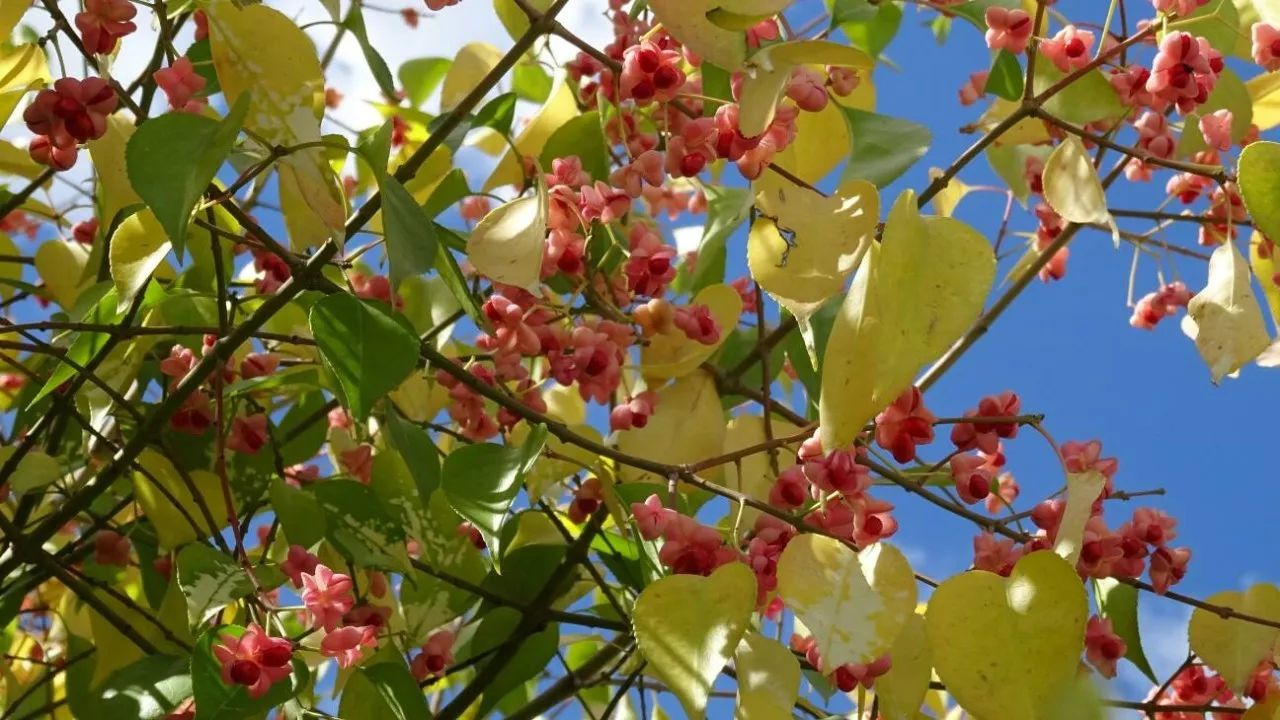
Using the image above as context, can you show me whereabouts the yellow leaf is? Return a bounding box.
[633,562,757,718]
[770,100,851,185]
[442,42,503,111]
[738,40,872,137]
[776,535,916,669]
[749,175,878,326]
[875,613,932,720]
[1183,241,1271,382]
[0,141,45,180]
[109,210,171,311]
[1244,696,1280,720]
[0,0,30,40]
[133,449,230,552]
[1188,583,1280,692]
[640,283,741,379]
[1052,470,1106,567]
[207,0,345,246]
[389,368,450,422]
[1043,136,1115,239]
[734,631,800,720]
[0,44,49,128]
[648,0,792,71]
[87,115,143,226]
[485,72,578,191]
[979,98,1051,146]
[616,371,724,483]
[466,190,546,290]
[0,232,20,300]
[925,551,1086,720]
[493,0,553,40]
[818,191,994,450]
[1251,232,1280,328]
[927,168,969,217]
[34,240,90,309]
[542,383,586,425]
[722,415,801,531]
[1248,69,1280,131]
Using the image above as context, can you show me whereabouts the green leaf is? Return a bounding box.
[401,491,487,643]
[125,94,249,254]
[441,425,548,571]
[1033,65,1125,126]
[432,224,483,321]
[1165,0,1240,55]
[1093,578,1158,684]
[399,57,451,107]
[0,447,60,494]
[467,606,560,715]
[276,392,328,465]
[340,662,430,720]
[1239,140,1280,243]
[343,6,396,99]
[384,409,441,499]
[191,625,308,720]
[513,58,552,102]
[690,186,752,293]
[176,543,254,626]
[839,107,931,188]
[540,111,609,186]
[381,174,438,287]
[309,293,420,420]
[422,168,470,219]
[987,50,1023,101]
[312,480,412,573]
[838,0,901,58]
[98,655,191,720]
[269,477,327,548]
[185,39,221,95]
[473,92,518,137]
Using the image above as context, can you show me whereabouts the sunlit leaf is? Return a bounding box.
[734,631,800,720]
[1188,583,1280,692]
[749,175,878,325]
[647,0,793,70]
[1183,241,1271,382]
[777,535,916,669]
[616,371,725,483]
[819,190,994,450]
[926,551,1086,720]
[633,562,757,717]
[466,187,547,290]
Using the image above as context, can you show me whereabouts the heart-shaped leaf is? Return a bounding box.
[925,550,1086,720]
[874,613,932,720]
[734,631,800,720]
[775,535,916,669]
[632,562,756,718]
[1188,583,1280,692]
[819,190,994,451]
